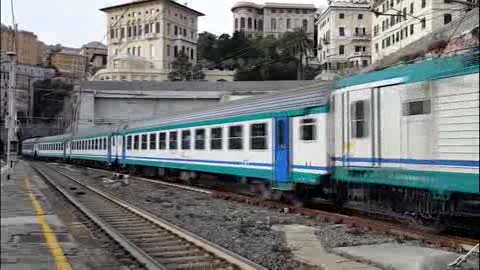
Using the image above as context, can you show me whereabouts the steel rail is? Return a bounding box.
[31,163,166,270]
[33,162,267,270]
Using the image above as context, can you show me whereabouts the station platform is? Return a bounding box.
[1,161,88,270]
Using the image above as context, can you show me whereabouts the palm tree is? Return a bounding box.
[280,28,314,80]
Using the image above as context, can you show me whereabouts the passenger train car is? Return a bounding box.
[24,51,480,220]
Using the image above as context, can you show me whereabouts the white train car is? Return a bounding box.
[331,51,479,217]
[36,134,71,160]
[21,138,39,158]
[69,127,121,164]
[118,83,333,190]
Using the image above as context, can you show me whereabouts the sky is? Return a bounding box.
[0,0,326,48]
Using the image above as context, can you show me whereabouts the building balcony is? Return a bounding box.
[351,34,371,41]
[349,51,371,58]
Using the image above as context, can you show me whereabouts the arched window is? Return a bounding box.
[247,18,253,29]
[235,18,239,30]
[271,18,277,31]
[258,19,264,31]
[287,18,291,29]
[302,19,308,31]
[240,18,246,29]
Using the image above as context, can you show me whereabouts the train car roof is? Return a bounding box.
[123,81,334,133]
[36,134,72,143]
[336,50,480,90]
[72,125,124,140]
[22,137,41,144]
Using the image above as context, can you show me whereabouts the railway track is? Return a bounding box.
[30,162,267,270]
[60,162,479,252]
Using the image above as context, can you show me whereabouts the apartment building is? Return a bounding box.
[0,24,46,66]
[371,0,469,63]
[317,0,372,78]
[81,41,108,69]
[94,0,204,81]
[232,2,317,39]
[51,50,88,80]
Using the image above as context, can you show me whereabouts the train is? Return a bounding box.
[23,51,479,223]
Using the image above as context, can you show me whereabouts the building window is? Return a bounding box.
[181,130,191,150]
[149,133,156,150]
[137,46,141,56]
[375,43,379,52]
[421,18,426,29]
[167,45,171,57]
[190,49,194,60]
[302,19,308,31]
[339,27,345,36]
[174,25,178,35]
[155,22,160,33]
[195,129,206,150]
[174,46,178,57]
[403,100,431,116]
[422,0,426,8]
[133,25,137,37]
[229,126,243,150]
[169,131,177,150]
[444,14,452,24]
[362,60,368,67]
[183,29,187,36]
[210,128,223,150]
[339,45,345,55]
[410,24,414,35]
[271,18,277,31]
[300,119,316,141]
[247,17,253,29]
[410,2,414,14]
[286,18,291,29]
[358,14,363,20]
[127,26,132,37]
[355,46,361,52]
[339,13,345,19]
[351,100,369,138]
[167,23,171,35]
[235,18,239,29]
[240,18,246,29]
[250,123,267,150]
[258,19,263,31]
[110,29,115,39]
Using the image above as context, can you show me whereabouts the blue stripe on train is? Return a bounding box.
[333,157,479,168]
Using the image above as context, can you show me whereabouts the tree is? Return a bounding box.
[168,53,205,81]
[279,29,314,80]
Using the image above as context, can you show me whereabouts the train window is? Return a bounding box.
[169,131,178,150]
[141,134,148,150]
[250,123,267,150]
[159,132,166,150]
[96,139,99,150]
[300,118,317,141]
[134,135,140,150]
[229,125,243,150]
[127,136,132,150]
[149,133,156,150]
[195,129,205,150]
[210,128,223,150]
[182,130,191,150]
[351,100,369,138]
[403,100,431,116]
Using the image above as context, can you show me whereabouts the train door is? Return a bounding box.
[274,116,290,185]
[343,88,380,167]
[108,136,113,163]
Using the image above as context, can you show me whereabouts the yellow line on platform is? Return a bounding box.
[23,176,73,270]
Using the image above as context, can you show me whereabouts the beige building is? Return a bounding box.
[317,0,372,79]
[232,2,317,39]
[51,51,88,80]
[81,41,107,69]
[0,24,45,66]
[93,0,204,81]
[371,0,468,63]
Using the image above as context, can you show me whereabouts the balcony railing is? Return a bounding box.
[352,34,371,40]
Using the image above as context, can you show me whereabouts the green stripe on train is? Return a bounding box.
[122,106,329,135]
[333,167,479,195]
[122,159,328,186]
[70,155,108,162]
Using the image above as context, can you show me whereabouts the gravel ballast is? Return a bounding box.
[60,165,416,269]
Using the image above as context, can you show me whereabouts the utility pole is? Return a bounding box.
[5,24,18,180]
